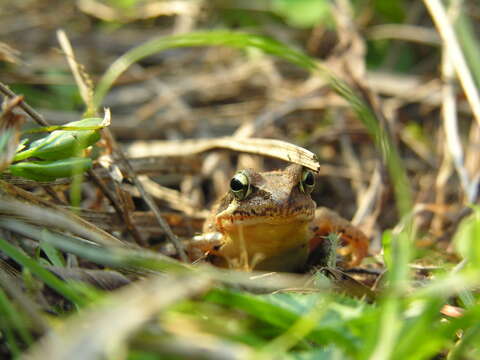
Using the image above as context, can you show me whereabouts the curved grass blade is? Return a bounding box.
[94,30,412,216]
[94,31,316,108]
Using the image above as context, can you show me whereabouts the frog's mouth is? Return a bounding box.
[217,205,314,229]
[218,213,312,228]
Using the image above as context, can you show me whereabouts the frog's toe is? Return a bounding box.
[310,207,369,268]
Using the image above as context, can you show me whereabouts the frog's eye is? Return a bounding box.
[230,172,251,200]
[299,169,315,194]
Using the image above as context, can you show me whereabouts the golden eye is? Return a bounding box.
[230,171,251,200]
[299,168,315,194]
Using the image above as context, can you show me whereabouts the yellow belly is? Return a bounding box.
[217,221,311,271]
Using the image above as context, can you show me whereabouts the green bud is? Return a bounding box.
[14,118,103,161]
[9,157,92,181]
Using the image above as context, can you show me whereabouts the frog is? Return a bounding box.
[188,164,369,272]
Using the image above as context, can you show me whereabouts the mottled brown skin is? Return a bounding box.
[191,164,369,271]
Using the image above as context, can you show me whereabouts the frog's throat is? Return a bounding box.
[215,219,313,267]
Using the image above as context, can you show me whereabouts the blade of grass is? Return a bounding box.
[0,217,185,273]
[329,76,413,216]
[371,219,414,360]
[0,269,49,335]
[94,30,412,216]
[93,31,316,108]
[0,191,125,247]
[369,297,402,360]
[0,237,88,307]
[40,230,66,267]
[0,305,22,357]
[0,287,33,349]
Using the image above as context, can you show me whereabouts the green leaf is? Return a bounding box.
[8,157,92,181]
[14,118,103,161]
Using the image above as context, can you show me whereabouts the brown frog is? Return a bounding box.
[189,164,369,272]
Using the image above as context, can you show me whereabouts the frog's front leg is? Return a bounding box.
[187,232,224,262]
[308,207,369,267]
[185,231,232,267]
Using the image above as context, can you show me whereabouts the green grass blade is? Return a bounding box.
[94,30,412,216]
[0,287,33,350]
[40,230,66,267]
[0,237,88,307]
[0,217,187,274]
[369,297,402,360]
[371,223,413,359]
[326,76,412,216]
[94,31,316,109]
[0,313,22,357]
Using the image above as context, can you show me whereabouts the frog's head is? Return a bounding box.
[216,164,316,229]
